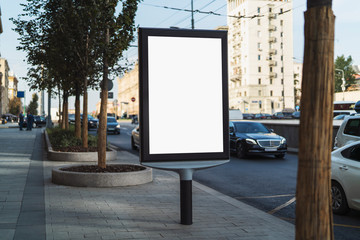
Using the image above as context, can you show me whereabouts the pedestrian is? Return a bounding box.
[19,111,24,131]
[26,111,34,131]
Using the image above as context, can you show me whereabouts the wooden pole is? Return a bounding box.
[296,1,335,239]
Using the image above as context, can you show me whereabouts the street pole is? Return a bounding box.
[335,68,345,100]
[191,0,194,29]
[47,88,52,128]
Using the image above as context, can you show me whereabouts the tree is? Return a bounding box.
[27,93,39,115]
[96,0,140,169]
[296,0,334,239]
[334,55,356,92]
[8,98,22,115]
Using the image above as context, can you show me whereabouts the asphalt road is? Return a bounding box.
[109,122,360,240]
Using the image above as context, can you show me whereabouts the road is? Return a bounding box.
[109,121,360,240]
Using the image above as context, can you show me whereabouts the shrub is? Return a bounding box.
[47,127,98,148]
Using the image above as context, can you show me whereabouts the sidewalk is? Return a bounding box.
[0,127,295,240]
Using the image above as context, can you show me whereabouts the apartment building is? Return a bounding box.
[0,58,10,115]
[117,64,139,118]
[8,72,18,100]
[227,0,294,113]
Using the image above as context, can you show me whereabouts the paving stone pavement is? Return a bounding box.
[0,127,295,240]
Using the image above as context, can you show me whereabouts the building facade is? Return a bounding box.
[8,72,18,100]
[227,0,294,114]
[0,58,10,115]
[117,64,139,118]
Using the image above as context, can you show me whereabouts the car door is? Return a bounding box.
[337,144,360,209]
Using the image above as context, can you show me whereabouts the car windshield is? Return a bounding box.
[234,122,270,134]
[107,118,117,123]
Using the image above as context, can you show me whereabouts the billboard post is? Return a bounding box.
[138,28,229,225]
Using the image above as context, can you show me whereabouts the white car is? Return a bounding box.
[334,114,360,149]
[331,141,360,214]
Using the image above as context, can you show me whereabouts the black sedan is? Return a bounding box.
[106,117,120,134]
[230,121,287,159]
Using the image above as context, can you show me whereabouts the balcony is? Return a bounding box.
[269,49,277,55]
[269,60,277,66]
[268,13,276,19]
[269,37,277,43]
[269,25,277,31]
[269,72,277,78]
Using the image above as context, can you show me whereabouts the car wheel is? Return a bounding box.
[275,153,285,159]
[131,137,137,150]
[331,181,350,215]
[236,143,246,159]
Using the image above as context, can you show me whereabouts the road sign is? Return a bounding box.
[108,80,113,91]
[17,91,25,98]
[131,97,136,102]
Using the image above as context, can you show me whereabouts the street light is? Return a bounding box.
[335,68,345,100]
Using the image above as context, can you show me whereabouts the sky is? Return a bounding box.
[1,0,359,113]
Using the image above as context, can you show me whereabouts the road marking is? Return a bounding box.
[236,194,294,199]
[278,217,360,229]
[267,197,296,215]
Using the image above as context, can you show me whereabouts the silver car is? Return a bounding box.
[334,114,360,149]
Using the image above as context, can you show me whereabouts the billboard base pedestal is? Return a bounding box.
[142,160,229,225]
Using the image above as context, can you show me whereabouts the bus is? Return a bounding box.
[333,101,356,116]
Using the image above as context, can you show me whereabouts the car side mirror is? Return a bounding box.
[230,127,235,134]
[270,129,274,133]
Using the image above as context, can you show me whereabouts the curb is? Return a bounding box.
[44,130,117,162]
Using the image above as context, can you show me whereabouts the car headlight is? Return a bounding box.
[246,138,257,145]
[116,124,120,129]
[281,137,286,144]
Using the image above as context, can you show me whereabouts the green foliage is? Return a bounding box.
[8,98,22,115]
[26,93,39,115]
[47,126,98,148]
[335,55,356,92]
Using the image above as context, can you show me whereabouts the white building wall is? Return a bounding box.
[228,0,294,114]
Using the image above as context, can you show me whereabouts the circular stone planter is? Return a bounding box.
[52,164,153,187]
[45,131,117,162]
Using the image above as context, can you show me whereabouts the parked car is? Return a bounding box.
[263,113,272,119]
[69,114,98,129]
[131,125,140,150]
[331,141,360,214]
[333,114,347,120]
[334,114,360,149]
[254,113,266,119]
[229,121,287,159]
[283,112,294,119]
[106,117,120,134]
[22,117,36,128]
[33,115,46,127]
[272,112,284,119]
[243,113,254,120]
[292,111,300,119]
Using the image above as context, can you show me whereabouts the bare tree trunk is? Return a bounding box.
[296,3,335,239]
[61,91,67,129]
[64,94,69,130]
[58,87,62,126]
[75,86,81,139]
[82,35,89,149]
[98,27,109,169]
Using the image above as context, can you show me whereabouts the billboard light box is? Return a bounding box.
[139,28,229,163]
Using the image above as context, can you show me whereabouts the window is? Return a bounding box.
[281,32,283,37]
[280,8,283,13]
[270,90,273,96]
[244,91,247,97]
[270,79,273,84]
[281,79,284,84]
[258,55,261,60]
[281,67,284,73]
[257,19,261,25]
[270,67,273,72]
[280,20,283,26]
[282,90,284,97]
[258,42,262,49]
[258,90,262,96]
[269,8,272,13]
[257,31,261,37]
[281,55,283,61]
[258,78,261,84]
[257,7,261,13]
[341,144,360,161]
[344,119,360,137]
[281,42,283,49]
[258,67,261,73]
